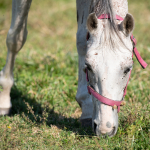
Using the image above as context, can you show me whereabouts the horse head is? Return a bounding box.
[85,13,134,137]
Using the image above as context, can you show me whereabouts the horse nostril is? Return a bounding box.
[94,122,97,134]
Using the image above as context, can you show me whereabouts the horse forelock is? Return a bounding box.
[90,0,128,50]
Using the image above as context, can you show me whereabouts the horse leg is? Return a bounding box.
[76,0,93,127]
[0,0,32,115]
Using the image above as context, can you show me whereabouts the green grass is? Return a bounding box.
[0,0,150,149]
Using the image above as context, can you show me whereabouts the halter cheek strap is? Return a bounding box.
[86,14,147,112]
[131,35,147,69]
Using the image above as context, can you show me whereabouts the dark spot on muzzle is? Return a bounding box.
[106,122,112,128]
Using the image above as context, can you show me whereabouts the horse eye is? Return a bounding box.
[85,63,92,71]
[124,67,131,74]
[88,66,92,71]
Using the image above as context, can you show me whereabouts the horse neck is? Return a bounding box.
[93,0,128,19]
[112,0,128,18]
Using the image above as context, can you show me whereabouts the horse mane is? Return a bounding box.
[90,0,125,49]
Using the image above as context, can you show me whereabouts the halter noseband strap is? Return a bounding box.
[86,14,147,112]
[86,69,124,112]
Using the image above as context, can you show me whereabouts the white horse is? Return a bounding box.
[0,0,147,137]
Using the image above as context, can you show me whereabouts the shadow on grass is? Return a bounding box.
[10,85,94,136]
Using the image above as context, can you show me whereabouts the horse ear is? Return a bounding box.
[87,13,98,33]
[118,13,134,36]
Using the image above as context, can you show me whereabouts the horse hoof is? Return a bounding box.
[0,108,11,116]
[80,118,92,128]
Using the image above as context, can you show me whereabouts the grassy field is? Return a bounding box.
[0,0,150,149]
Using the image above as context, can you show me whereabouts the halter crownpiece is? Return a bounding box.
[86,14,147,112]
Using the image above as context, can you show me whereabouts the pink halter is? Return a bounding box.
[86,14,147,112]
